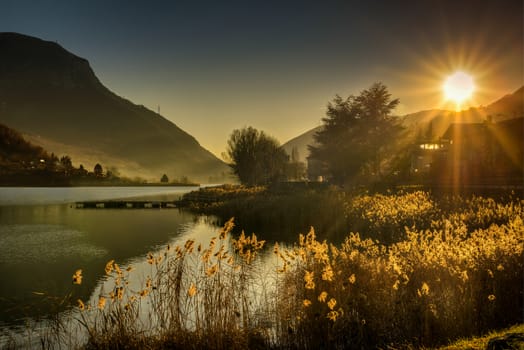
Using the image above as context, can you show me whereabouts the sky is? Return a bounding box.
[2,0,523,157]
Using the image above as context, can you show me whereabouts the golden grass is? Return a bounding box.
[15,191,523,349]
[272,214,523,348]
[68,218,273,349]
[434,324,524,350]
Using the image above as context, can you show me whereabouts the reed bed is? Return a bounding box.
[12,191,523,349]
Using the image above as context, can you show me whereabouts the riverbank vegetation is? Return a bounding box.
[179,183,348,241]
[179,184,522,243]
[225,127,290,186]
[17,189,522,349]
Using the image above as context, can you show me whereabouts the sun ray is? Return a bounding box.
[443,71,475,110]
[382,25,508,114]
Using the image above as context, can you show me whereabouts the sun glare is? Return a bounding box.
[443,71,475,108]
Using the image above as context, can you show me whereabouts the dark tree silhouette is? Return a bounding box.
[160,174,169,183]
[226,127,288,186]
[309,82,401,185]
[59,155,73,175]
[77,164,88,176]
[93,163,103,177]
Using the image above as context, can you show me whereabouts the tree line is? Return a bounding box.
[226,82,402,187]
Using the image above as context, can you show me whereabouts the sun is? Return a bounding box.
[443,71,475,108]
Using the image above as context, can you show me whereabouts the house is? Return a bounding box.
[431,117,523,185]
[411,141,447,175]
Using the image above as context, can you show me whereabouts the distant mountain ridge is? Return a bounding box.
[282,86,524,163]
[0,32,228,182]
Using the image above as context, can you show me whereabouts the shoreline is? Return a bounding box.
[0,183,200,188]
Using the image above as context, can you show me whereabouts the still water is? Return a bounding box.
[0,187,219,329]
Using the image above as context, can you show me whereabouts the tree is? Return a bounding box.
[77,164,88,176]
[93,163,103,177]
[309,82,401,185]
[46,153,59,171]
[226,127,289,186]
[59,155,73,176]
[160,174,169,183]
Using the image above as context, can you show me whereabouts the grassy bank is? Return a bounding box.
[434,324,524,350]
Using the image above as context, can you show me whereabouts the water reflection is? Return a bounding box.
[1,215,279,348]
[0,187,211,328]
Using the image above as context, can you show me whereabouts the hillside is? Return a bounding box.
[0,122,158,186]
[0,122,49,168]
[0,32,228,182]
[282,86,524,161]
[485,86,524,119]
[281,126,321,163]
[0,122,74,185]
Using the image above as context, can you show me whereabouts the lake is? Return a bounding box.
[0,186,221,331]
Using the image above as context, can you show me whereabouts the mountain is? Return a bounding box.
[282,86,524,161]
[281,126,321,163]
[484,86,523,119]
[0,32,228,182]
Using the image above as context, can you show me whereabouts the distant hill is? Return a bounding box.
[0,122,71,185]
[0,32,228,182]
[0,122,170,186]
[0,122,49,166]
[400,86,523,137]
[485,86,524,119]
[281,126,321,163]
[282,86,524,161]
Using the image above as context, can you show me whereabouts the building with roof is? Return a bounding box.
[429,117,523,186]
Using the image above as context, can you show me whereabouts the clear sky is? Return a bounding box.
[2,0,522,157]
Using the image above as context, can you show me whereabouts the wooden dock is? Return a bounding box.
[74,200,178,209]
